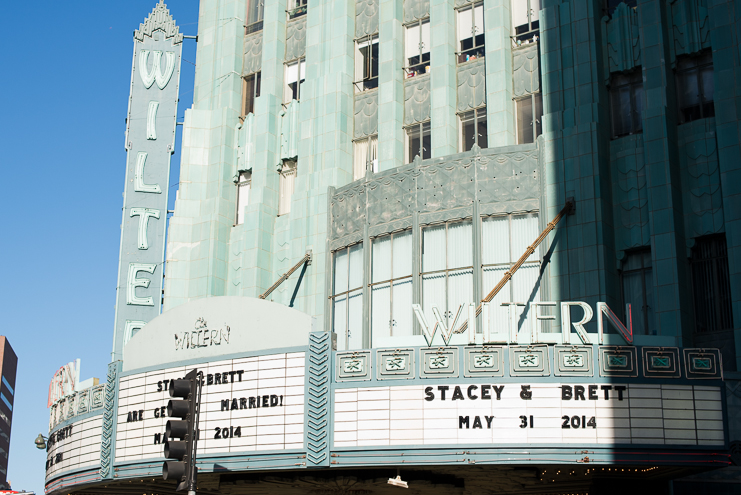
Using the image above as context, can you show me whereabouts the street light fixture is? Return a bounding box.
[34,434,47,450]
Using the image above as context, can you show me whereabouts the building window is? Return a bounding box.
[512,0,540,44]
[332,243,364,350]
[676,50,714,124]
[371,230,413,344]
[620,249,655,336]
[284,58,306,103]
[405,121,431,163]
[610,70,643,139]
[241,72,261,117]
[691,235,733,333]
[287,0,308,19]
[405,19,431,78]
[245,0,264,34]
[481,213,542,333]
[353,135,378,180]
[421,220,474,328]
[460,107,488,151]
[278,160,296,216]
[515,93,542,144]
[457,2,485,63]
[604,0,636,16]
[354,35,379,92]
[235,171,251,225]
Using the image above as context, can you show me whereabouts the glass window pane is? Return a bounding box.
[371,282,391,340]
[458,6,473,47]
[516,97,534,144]
[622,270,645,335]
[700,64,715,116]
[334,249,348,294]
[477,108,488,149]
[353,139,368,180]
[422,272,446,330]
[393,278,414,336]
[530,0,541,22]
[333,294,348,349]
[460,110,476,151]
[422,121,431,158]
[406,24,420,61]
[348,243,364,290]
[474,3,485,34]
[422,224,446,272]
[392,230,413,278]
[632,83,643,132]
[448,221,473,269]
[512,262,541,306]
[447,268,473,326]
[348,290,364,349]
[372,235,392,282]
[482,216,510,265]
[484,265,510,333]
[512,0,530,31]
[511,213,539,263]
[611,85,632,137]
[406,125,421,163]
[677,68,700,123]
[533,93,542,138]
[421,20,430,56]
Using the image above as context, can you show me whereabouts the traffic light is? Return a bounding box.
[163,369,201,492]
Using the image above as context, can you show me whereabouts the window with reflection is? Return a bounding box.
[460,107,488,151]
[515,92,542,144]
[457,2,485,63]
[245,0,264,34]
[481,213,542,334]
[332,244,364,350]
[405,19,431,78]
[405,121,431,163]
[676,50,714,124]
[355,34,379,92]
[421,220,474,329]
[371,231,413,344]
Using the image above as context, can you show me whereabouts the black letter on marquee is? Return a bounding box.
[615,385,626,400]
[459,416,470,429]
[452,386,464,400]
[438,385,449,400]
[492,385,504,400]
[520,385,532,400]
[588,385,598,400]
[221,399,229,411]
[467,385,478,400]
[481,385,491,399]
[562,385,573,400]
[424,386,434,401]
[485,415,494,428]
[574,385,586,400]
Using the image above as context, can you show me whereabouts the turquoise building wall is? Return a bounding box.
[163,0,741,369]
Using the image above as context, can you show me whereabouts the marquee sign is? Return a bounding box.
[45,415,102,478]
[112,1,183,360]
[114,352,305,462]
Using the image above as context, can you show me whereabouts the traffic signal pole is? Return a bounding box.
[163,369,202,493]
[188,370,203,495]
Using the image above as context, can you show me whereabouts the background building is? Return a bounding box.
[0,337,17,490]
[42,0,741,494]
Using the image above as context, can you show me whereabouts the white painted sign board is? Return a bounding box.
[45,416,103,478]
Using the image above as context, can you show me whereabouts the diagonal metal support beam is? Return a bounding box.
[454,200,574,334]
[259,250,312,301]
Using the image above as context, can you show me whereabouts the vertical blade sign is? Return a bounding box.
[112,1,183,361]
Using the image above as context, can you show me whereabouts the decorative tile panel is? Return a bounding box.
[99,360,122,479]
[285,17,307,61]
[403,0,430,23]
[354,90,378,138]
[243,31,263,74]
[376,348,415,379]
[602,3,641,76]
[510,345,550,376]
[404,75,431,125]
[683,348,723,379]
[457,59,486,112]
[642,347,681,378]
[513,43,540,97]
[420,347,458,377]
[306,332,332,466]
[336,350,371,381]
[280,100,300,160]
[463,346,504,377]
[599,346,638,377]
[669,0,710,59]
[554,345,594,376]
[356,0,379,38]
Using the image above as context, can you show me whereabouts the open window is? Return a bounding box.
[284,58,306,103]
[457,2,485,64]
[245,0,264,34]
[235,171,251,225]
[354,35,379,92]
[459,107,488,151]
[405,19,431,78]
[405,121,431,163]
[241,72,261,117]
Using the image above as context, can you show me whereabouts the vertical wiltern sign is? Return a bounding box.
[112,1,183,360]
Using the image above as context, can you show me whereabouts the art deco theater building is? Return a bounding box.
[43,0,741,494]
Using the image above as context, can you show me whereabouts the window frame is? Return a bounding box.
[404,121,432,163]
[619,248,655,336]
[512,0,540,45]
[370,230,414,343]
[330,243,364,350]
[235,171,252,226]
[459,107,488,151]
[675,50,715,124]
[241,72,262,118]
[353,135,379,180]
[456,1,486,64]
[245,0,265,34]
[287,0,308,19]
[609,69,643,139]
[354,34,380,92]
[515,92,542,144]
[284,58,306,103]
[404,18,431,78]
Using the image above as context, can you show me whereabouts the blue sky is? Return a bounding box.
[0,2,198,492]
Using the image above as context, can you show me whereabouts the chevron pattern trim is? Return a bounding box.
[305,332,332,466]
[99,361,121,478]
